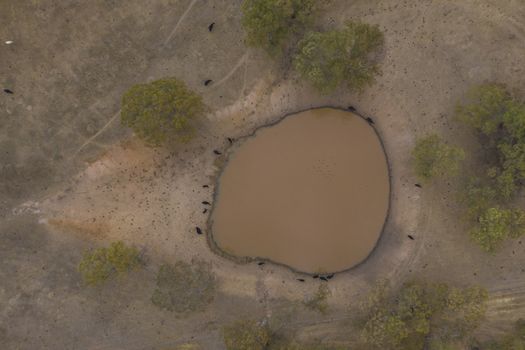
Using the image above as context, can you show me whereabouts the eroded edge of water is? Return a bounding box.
[205,106,393,276]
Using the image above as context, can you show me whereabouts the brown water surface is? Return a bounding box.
[210,108,389,273]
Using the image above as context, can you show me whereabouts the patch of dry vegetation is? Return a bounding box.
[78,241,142,285]
[151,260,216,313]
[357,280,487,350]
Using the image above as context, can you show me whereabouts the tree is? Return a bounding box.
[456,83,511,136]
[456,84,525,199]
[222,317,346,350]
[359,281,488,350]
[121,78,205,146]
[241,0,317,56]
[78,241,141,285]
[455,84,525,251]
[293,21,384,94]
[151,260,216,313]
[412,134,465,182]
[460,177,498,219]
[493,141,525,199]
[470,207,525,253]
[222,319,271,350]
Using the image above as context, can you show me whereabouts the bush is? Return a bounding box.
[303,284,331,314]
[456,83,525,199]
[78,241,141,285]
[412,134,465,182]
[151,260,216,313]
[241,0,317,56]
[456,83,512,136]
[121,78,205,146]
[470,207,525,253]
[222,317,346,350]
[454,84,525,251]
[293,21,384,94]
[460,177,498,219]
[222,319,271,350]
[359,281,488,350]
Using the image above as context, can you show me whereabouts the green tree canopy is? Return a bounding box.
[461,177,498,218]
[78,241,141,285]
[151,260,216,313]
[456,83,512,136]
[412,134,465,182]
[293,21,384,94]
[456,84,525,199]
[470,207,525,253]
[222,319,271,350]
[241,0,317,56]
[359,281,488,350]
[121,78,204,146]
[455,84,525,252]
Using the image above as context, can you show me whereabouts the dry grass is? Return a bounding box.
[48,218,110,240]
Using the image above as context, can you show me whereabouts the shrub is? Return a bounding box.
[293,21,384,94]
[456,83,511,136]
[151,260,216,313]
[456,84,525,199]
[455,84,525,251]
[78,241,141,285]
[470,207,525,253]
[460,177,498,219]
[222,319,271,350]
[359,281,488,350]
[412,134,465,182]
[121,78,204,146]
[303,284,331,314]
[241,0,318,56]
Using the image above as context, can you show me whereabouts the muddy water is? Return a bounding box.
[210,108,389,273]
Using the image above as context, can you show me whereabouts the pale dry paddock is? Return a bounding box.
[2,0,525,348]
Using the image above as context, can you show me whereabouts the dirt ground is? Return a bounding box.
[2,0,525,349]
